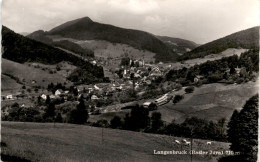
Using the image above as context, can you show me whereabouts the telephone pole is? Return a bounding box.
[190,129,193,162]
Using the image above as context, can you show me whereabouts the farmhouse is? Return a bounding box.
[6,95,13,100]
[194,75,203,83]
[143,102,152,108]
[91,60,97,65]
[55,89,63,96]
[91,95,99,100]
[41,94,47,100]
[50,94,56,99]
[94,85,100,90]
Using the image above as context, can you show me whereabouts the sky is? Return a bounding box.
[2,0,259,44]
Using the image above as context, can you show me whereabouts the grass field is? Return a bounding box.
[88,79,258,124]
[50,37,156,70]
[158,79,258,123]
[2,59,70,90]
[1,121,230,162]
[1,74,23,92]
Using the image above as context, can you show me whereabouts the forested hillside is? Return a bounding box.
[179,26,259,60]
[156,36,199,54]
[48,17,177,62]
[2,26,105,84]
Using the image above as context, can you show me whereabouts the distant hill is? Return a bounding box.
[27,30,53,45]
[156,36,199,54]
[2,26,105,84]
[179,26,259,60]
[19,32,30,36]
[27,31,94,58]
[53,40,94,58]
[47,17,178,62]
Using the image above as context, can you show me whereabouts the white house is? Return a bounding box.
[50,94,56,99]
[94,85,100,90]
[92,60,97,65]
[143,102,152,108]
[41,94,47,100]
[6,95,13,100]
[91,95,99,100]
[55,89,63,96]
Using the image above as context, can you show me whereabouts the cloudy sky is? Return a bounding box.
[2,0,259,44]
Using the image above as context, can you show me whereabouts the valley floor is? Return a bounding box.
[1,121,230,162]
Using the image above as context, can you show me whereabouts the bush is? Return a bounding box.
[92,120,109,127]
[173,95,184,104]
[185,86,194,93]
[110,116,122,129]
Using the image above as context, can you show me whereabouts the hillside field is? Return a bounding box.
[1,59,72,91]
[1,74,23,92]
[158,79,258,123]
[88,79,258,125]
[50,37,156,69]
[1,121,230,162]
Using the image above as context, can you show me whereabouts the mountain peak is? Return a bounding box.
[79,16,93,23]
[49,16,93,33]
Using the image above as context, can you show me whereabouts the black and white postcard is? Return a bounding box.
[1,0,259,161]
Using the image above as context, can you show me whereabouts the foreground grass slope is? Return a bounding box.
[2,122,229,162]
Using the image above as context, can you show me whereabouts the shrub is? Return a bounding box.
[185,86,194,93]
[110,116,122,129]
[173,95,184,104]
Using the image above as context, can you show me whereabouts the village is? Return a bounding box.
[2,51,248,119]
[1,57,179,118]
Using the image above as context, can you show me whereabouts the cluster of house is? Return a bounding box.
[40,89,70,100]
[116,61,164,89]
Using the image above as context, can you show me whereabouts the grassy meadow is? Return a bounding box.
[2,59,71,90]
[2,121,230,162]
[158,79,258,123]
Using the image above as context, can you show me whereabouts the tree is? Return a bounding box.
[68,99,88,124]
[150,112,164,133]
[227,110,239,146]
[44,102,55,120]
[47,82,54,90]
[185,86,194,93]
[230,66,236,74]
[173,95,184,104]
[123,105,149,131]
[226,94,258,161]
[55,113,63,123]
[45,95,50,105]
[120,57,130,66]
[110,116,122,129]
[148,103,157,110]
